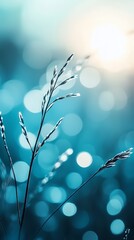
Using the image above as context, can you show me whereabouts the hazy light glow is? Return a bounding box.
[62,202,77,217]
[80,67,101,89]
[23,41,51,69]
[0,89,15,114]
[99,91,114,111]
[76,152,93,168]
[65,7,133,71]
[10,161,29,182]
[110,219,125,235]
[91,25,126,61]
[3,80,26,106]
[24,90,43,113]
[114,89,127,110]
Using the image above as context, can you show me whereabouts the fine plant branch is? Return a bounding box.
[0,113,21,226]
[35,117,64,156]
[54,75,77,90]
[19,78,55,239]
[19,54,79,239]
[32,169,100,239]
[27,148,74,207]
[123,228,130,240]
[32,148,133,239]
[0,158,7,191]
[47,93,80,112]
[41,148,73,185]
[19,112,33,152]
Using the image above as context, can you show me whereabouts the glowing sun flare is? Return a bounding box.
[90,25,127,61]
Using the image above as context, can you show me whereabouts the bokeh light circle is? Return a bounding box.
[19,132,36,149]
[24,90,43,113]
[107,199,123,216]
[99,91,114,111]
[83,231,98,240]
[34,201,49,217]
[76,152,93,168]
[10,161,29,182]
[23,41,51,69]
[66,172,82,189]
[62,202,77,217]
[61,113,82,136]
[110,189,126,206]
[80,67,101,89]
[45,186,66,203]
[110,219,125,235]
[38,145,59,170]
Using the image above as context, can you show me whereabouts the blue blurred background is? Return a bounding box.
[0,0,134,239]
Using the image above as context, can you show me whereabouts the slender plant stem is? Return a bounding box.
[3,140,21,226]
[19,86,56,239]
[32,168,101,239]
[19,55,75,239]
[18,116,48,239]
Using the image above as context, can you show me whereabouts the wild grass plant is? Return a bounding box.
[0,55,133,240]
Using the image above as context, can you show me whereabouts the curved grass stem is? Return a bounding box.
[32,168,101,239]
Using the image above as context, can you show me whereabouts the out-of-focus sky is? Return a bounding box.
[0,1,134,240]
[0,0,134,72]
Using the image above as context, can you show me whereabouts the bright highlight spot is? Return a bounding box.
[19,132,36,149]
[65,148,73,155]
[62,202,77,217]
[110,219,125,235]
[76,152,93,168]
[91,25,126,61]
[10,161,29,183]
[80,67,101,89]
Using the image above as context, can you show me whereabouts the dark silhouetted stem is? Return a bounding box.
[3,141,21,226]
[32,168,101,239]
[19,77,59,239]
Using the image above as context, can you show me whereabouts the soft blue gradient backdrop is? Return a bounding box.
[0,1,134,240]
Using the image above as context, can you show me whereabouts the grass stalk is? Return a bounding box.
[0,113,21,226]
[32,148,132,239]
